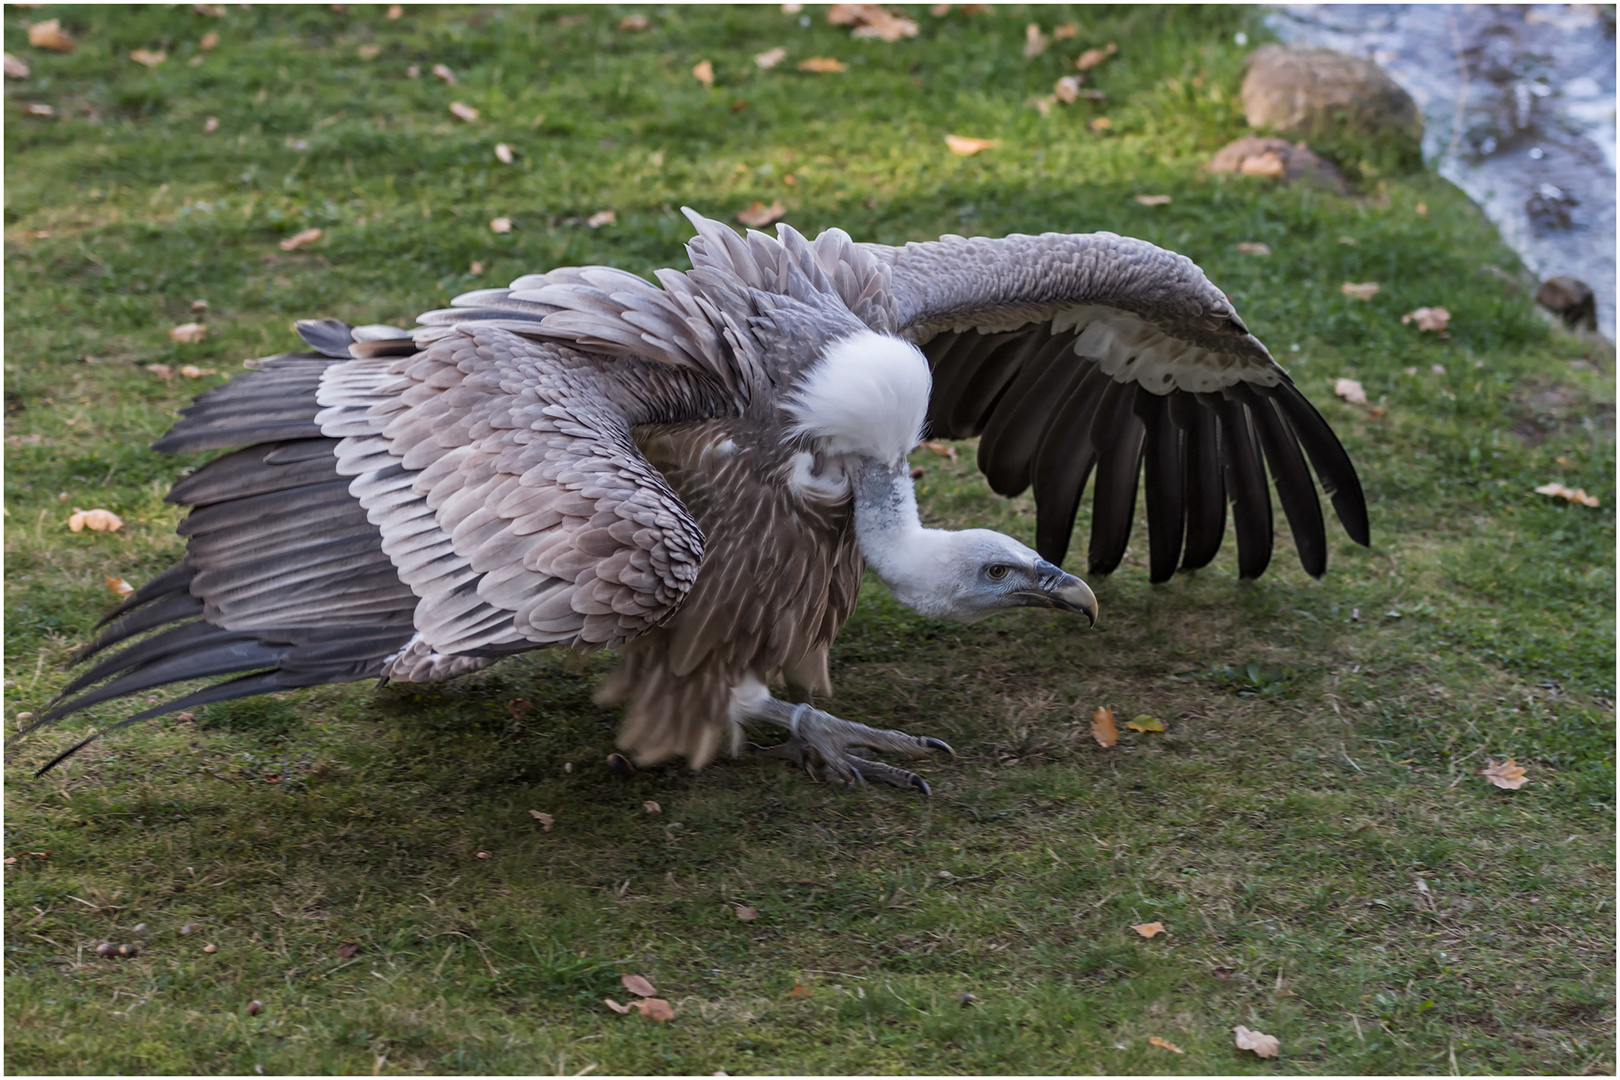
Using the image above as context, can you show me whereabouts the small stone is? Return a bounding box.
[1537,276,1597,331]
[246,999,263,1016]
[203,943,217,953]
[96,942,117,958]
[1207,135,1346,192]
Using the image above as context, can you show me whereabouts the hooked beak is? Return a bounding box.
[1026,559,1098,627]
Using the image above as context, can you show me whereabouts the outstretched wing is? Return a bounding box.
[869,231,1369,581]
[18,321,717,770]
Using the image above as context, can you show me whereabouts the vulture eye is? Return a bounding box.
[986,564,1010,581]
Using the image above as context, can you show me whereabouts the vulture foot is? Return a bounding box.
[745,699,953,793]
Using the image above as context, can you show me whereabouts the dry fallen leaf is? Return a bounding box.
[1236,242,1271,255]
[1480,758,1529,789]
[1148,1035,1184,1054]
[1052,75,1081,103]
[129,48,166,68]
[1133,193,1170,206]
[604,997,631,1014]
[618,14,649,31]
[1054,22,1079,39]
[828,4,916,40]
[469,261,483,275]
[586,210,616,228]
[945,134,995,156]
[28,19,76,52]
[1240,151,1285,178]
[1402,306,1451,333]
[1028,95,1055,116]
[1211,965,1233,980]
[387,4,402,18]
[5,53,31,79]
[203,116,219,133]
[783,1,804,11]
[1234,1025,1280,1059]
[200,30,220,49]
[430,62,457,85]
[24,102,53,117]
[145,363,174,378]
[1126,715,1165,733]
[179,365,217,378]
[692,59,715,86]
[69,508,124,533]
[1023,23,1049,57]
[643,800,662,815]
[529,810,554,831]
[1076,41,1117,71]
[734,905,759,920]
[788,982,813,997]
[922,440,957,460]
[195,2,226,14]
[489,216,514,233]
[755,47,788,69]
[494,142,514,164]
[1341,281,1380,301]
[106,576,134,596]
[1534,482,1600,507]
[1088,116,1112,132]
[169,322,208,344]
[1132,921,1166,938]
[736,200,786,228]
[335,942,360,959]
[634,997,676,1022]
[1091,706,1119,748]
[279,228,323,252]
[1333,378,1368,406]
[797,56,846,73]
[449,101,479,122]
[621,973,657,998]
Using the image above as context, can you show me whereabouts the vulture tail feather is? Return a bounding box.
[79,589,206,665]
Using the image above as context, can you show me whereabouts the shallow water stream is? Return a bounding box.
[1267,4,1616,340]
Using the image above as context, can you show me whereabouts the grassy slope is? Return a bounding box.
[4,5,1613,1075]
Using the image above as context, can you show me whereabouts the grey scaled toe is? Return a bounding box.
[746,701,954,794]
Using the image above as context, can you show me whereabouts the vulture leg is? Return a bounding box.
[741,696,952,793]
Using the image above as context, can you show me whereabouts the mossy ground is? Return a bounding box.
[4,5,1613,1075]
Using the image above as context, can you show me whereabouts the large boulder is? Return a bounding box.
[1241,44,1422,171]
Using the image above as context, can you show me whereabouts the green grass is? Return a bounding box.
[4,4,1614,1075]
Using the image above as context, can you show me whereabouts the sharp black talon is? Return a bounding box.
[922,737,955,757]
[911,775,932,795]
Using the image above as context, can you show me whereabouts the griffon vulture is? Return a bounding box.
[17,210,1369,791]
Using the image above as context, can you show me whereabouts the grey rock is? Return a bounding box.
[1242,44,1422,154]
[1537,275,1598,332]
[1207,135,1348,193]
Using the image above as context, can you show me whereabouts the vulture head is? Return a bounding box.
[788,329,1100,628]
[877,525,1098,625]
